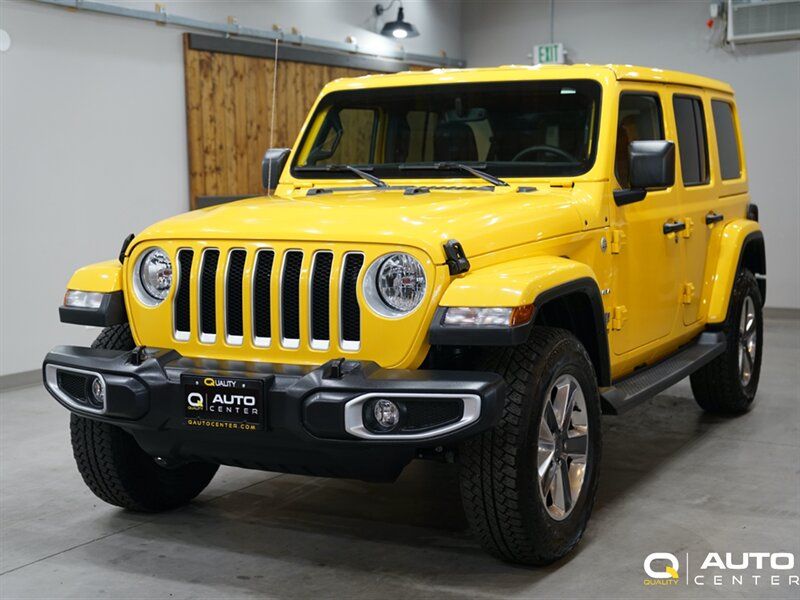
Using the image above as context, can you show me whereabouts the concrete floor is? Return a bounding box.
[1,318,798,599]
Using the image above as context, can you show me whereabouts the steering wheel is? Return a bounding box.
[512,145,576,162]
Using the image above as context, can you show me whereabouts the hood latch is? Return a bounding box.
[444,239,470,275]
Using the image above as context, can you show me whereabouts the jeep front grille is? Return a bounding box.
[173,246,365,352]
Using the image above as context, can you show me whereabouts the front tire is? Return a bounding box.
[690,270,763,414]
[459,327,602,565]
[71,415,218,512]
[70,324,218,512]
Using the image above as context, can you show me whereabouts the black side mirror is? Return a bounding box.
[614,140,675,206]
[262,148,291,191]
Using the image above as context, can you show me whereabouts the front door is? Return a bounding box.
[609,88,684,356]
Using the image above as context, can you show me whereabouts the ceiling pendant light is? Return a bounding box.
[375,2,420,40]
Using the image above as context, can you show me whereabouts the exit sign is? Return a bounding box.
[533,43,566,65]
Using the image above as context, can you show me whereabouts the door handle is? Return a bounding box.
[663,220,686,235]
[705,212,724,225]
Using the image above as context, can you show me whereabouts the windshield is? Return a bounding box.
[292,79,602,180]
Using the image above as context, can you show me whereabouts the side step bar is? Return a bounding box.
[600,331,727,415]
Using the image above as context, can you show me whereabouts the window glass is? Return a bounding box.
[712,100,742,180]
[404,110,438,162]
[614,94,664,188]
[293,80,602,179]
[673,96,709,185]
[307,108,377,166]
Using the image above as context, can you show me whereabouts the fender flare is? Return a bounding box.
[429,257,611,386]
[706,222,765,324]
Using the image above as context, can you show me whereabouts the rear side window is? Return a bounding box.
[711,100,742,180]
[673,96,709,186]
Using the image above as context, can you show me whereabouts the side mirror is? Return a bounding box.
[614,140,675,206]
[262,148,291,191]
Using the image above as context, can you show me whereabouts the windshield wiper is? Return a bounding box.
[296,164,388,188]
[399,162,509,187]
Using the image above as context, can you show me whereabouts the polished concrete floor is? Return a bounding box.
[1,318,798,599]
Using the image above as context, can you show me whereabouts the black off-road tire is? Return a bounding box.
[90,323,135,350]
[459,327,602,565]
[690,270,763,414]
[70,324,218,512]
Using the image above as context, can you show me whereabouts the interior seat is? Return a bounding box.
[433,121,478,162]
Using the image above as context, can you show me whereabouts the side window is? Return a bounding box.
[615,94,664,189]
[711,100,742,180]
[672,96,709,186]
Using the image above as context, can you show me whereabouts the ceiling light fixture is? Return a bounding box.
[375,1,420,40]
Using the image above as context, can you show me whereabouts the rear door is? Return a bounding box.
[669,91,715,325]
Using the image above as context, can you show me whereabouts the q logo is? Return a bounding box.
[644,552,680,580]
[187,392,204,410]
[203,377,216,386]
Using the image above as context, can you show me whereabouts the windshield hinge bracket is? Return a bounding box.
[444,239,470,276]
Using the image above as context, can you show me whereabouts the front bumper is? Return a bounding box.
[43,346,505,481]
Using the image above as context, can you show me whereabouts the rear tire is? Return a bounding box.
[70,324,218,512]
[459,327,602,565]
[690,270,763,414]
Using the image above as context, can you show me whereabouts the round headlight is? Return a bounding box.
[133,247,173,305]
[364,253,426,317]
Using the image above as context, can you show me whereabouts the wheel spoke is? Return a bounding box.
[738,345,745,377]
[742,348,753,382]
[543,399,560,435]
[552,461,566,513]
[739,298,749,333]
[538,448,555,478]
[552,381,571,431]
[541,460,557,498]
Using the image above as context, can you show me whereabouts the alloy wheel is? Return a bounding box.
[537,374,589,521]
[738,295,758,387]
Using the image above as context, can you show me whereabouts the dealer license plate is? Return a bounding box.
[182,374,264,432]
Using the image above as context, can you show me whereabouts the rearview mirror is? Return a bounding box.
[262,148,291,191]
[614,140,675,206]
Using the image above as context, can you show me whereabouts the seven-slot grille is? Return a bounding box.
[173,247,365,351]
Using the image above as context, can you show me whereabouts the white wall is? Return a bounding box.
[0,0,463,376]
[462,0,800,310]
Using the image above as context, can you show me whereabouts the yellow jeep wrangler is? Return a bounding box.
[44,64,765,565]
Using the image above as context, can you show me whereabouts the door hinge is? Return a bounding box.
[608,305,627,331]
[680,217,694,239]
[681,282,696,305]
[610,229,626,254]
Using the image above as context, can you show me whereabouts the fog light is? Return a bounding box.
[90,377,105,407]
[373,399,400,429]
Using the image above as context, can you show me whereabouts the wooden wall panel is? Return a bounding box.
[184,35,426,208]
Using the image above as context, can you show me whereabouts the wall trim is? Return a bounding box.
[34,0,464,68]
[0,370,41,392]
[187,34,434,73]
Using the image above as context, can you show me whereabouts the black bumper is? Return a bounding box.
[42,346,505,481]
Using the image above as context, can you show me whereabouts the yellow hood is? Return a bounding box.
[133,186,585,262]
